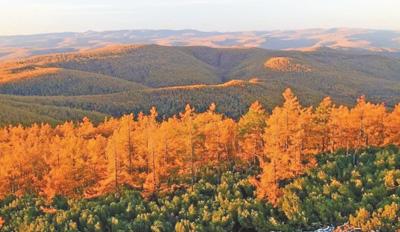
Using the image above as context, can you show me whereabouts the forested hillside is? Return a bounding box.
[0,96,107,127]
[0,89,399,231]
[0,45,400,125]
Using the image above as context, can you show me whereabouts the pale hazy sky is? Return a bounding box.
[0,0,399,36]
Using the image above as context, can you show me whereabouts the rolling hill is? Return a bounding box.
[0,44,399,124]
[0,68,146,96]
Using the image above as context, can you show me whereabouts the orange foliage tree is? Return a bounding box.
[237,101,268,164]
[256,89,315,205]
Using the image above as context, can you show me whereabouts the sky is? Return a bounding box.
[0,0,399,36]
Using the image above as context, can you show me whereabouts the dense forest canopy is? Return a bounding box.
[0,88,399,231]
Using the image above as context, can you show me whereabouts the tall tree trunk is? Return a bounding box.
[152,149,157,194]
[113,140,119,193]
[189,123,195,188]
[127,122,133,174]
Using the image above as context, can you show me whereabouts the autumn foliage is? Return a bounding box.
[0,88,399,205]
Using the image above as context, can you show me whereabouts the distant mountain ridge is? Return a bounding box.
[1,28,400,60]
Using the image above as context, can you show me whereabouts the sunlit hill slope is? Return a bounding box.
[0,44,400,125]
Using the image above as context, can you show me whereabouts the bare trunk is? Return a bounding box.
[190,124,195,188]
[127,122,133,174]
[152,149,157,193]
[114,140,119,193]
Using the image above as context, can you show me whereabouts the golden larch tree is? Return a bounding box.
[384,104,400,145]
[238,101,267,164]
[257,89,315,205]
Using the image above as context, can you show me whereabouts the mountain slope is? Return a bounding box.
[0,45,220,88]
[0,44,399,124]
[0,68,147,96]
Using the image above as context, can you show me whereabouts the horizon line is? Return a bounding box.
[1,26,400,37]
